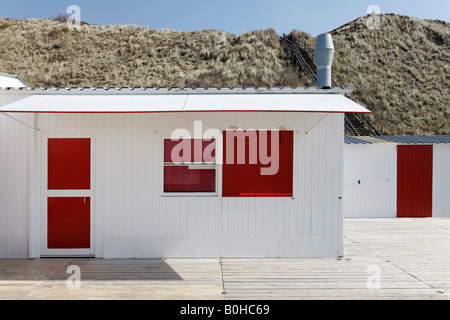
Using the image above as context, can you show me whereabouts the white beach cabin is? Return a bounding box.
[0,86,370,258]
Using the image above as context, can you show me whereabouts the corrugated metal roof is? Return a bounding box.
[0,86,355,95]
[346,135,450,145]
[346,136,396,144]
[377,136,450,144]
[345,136,373,144]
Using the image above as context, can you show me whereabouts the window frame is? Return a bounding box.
[161,137,219,197]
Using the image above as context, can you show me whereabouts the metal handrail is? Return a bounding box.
[290,36,315,62]
[281,34,383,136]
[281,35,317,84]
[358,113,382,136]
[280,34,339,87]
[345,115,360,136]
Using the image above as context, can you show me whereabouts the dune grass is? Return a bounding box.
[0,18,306,88]
[330,14,449,135]
[0,14,448,135]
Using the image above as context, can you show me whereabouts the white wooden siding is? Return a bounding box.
[433,144,450,217]
[0,92,33,258]
[343,144,397,218]
[1,110,344,258]
[344,143,450,218]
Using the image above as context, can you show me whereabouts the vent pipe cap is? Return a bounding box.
[314,33,335,89]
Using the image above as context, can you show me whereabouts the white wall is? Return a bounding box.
[344,143,397,218]
[34,112,344,258]
[433,144,450,217]
[344,142,450,218]
[0,108,345,258]
[0,92,33,258]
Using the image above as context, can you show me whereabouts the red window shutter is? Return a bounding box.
[222,130,293,197]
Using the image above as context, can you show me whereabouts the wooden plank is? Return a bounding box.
[222,218,450,300]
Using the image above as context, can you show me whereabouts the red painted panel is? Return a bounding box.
[164,166,215,192]
[48,138,91,190]
[397,145,433,218]
[48,197,90,249]
[222,130,293,197]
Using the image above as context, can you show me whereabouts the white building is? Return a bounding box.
[0,86,369,258]
[344,136,450,218]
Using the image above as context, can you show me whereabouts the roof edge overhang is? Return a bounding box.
[0,85,371,114]
[0,92,371,114]
[2,110,372,114]
[0,73,31,89]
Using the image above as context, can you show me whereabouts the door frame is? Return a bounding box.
[40,133,96,257]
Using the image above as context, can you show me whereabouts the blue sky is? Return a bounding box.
[0,0,448,36]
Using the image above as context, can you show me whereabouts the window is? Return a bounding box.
[163,138,216,194]
[222,130,293,197]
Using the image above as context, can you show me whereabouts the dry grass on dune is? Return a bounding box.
[330,14,449,135]
[178,29,309,88]
[0,14,448,135]
[0,18,306,88]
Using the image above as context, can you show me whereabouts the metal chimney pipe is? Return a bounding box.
[314,33,335,89]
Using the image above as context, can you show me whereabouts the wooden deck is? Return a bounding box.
[1,218,449,300]
[222,218,450,300]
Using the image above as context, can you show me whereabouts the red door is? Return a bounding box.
[397,145,433,217]
[46,138,92,251]
[48,197,90,249]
